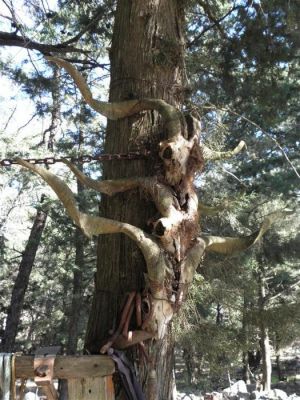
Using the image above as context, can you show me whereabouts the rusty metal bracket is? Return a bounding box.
[34,346,60,400]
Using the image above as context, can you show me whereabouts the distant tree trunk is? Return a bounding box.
[59,124,87,399]
[242,352,251,384]
[258,273,272,391]
[216,303,224,324]
[0,198,47,352]
[274,334,283,382]
[85,1,186,399]
[242,293,251,384]
[67,180,85,354]
[59,222,85,400]
[182,347,194,386]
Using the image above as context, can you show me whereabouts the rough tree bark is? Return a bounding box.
[84,2,186,398]
[0,198,47,352]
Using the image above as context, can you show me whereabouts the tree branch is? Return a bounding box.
[60,6,106,46]
[187,3,242,48]
[203,103,300,179]
[0,31,88,54]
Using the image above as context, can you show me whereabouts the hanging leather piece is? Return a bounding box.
[108,349,146,400]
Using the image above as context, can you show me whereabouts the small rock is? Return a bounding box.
[250,390,266,400]
[224,380,248,395]
[237,393,250,400]
[271,389,288,400]
[205,392,222,400]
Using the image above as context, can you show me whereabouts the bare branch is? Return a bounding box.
[2,105,17,131]
[222,167,248,188]
[0,31,88,54]
[267,279,300,303]
[16,112,39,134]
[60,6,106,46]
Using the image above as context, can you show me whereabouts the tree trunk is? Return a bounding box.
[85,1,186,399]
[67,178,85,355]
[216,303,224,325]
[258,275,272,391]
[242,293,251,384]
[274,335,283,382]
[59,216,85,400]
[0,199,47,352]
[242,352,251,384]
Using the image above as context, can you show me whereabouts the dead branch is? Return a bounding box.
[2,105,17,131]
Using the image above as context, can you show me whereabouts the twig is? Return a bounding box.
[267,279,300,303]
[222,167,248,188]
[16,112,39,134]
[2,105,17,131]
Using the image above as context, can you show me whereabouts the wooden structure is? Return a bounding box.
[15,355,115,400]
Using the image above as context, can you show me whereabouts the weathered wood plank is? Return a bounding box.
[68,376,114,400]
[15,356,115,379]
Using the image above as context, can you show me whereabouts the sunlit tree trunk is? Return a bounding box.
[85,1,186,398]
[258,272,272,391]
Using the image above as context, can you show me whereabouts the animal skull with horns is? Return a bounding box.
[16,56,290,349]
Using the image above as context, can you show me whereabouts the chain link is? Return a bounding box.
[0,150,151,167]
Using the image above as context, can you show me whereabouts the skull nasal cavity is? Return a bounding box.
[162,146,173,159]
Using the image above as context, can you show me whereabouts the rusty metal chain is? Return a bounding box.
[0,150,151,167]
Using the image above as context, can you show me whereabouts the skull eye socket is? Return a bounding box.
[142,299,150,315]
[154,221,166,236]
[162,146,173,159]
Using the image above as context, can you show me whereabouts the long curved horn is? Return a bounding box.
[16,158,165,282]
[61,160,181,219]
[202,140,246,161]
[202,210,293,254]
[62,159,141,196]
[46,56,184,138]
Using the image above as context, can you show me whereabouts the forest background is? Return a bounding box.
[0,0,299,393]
